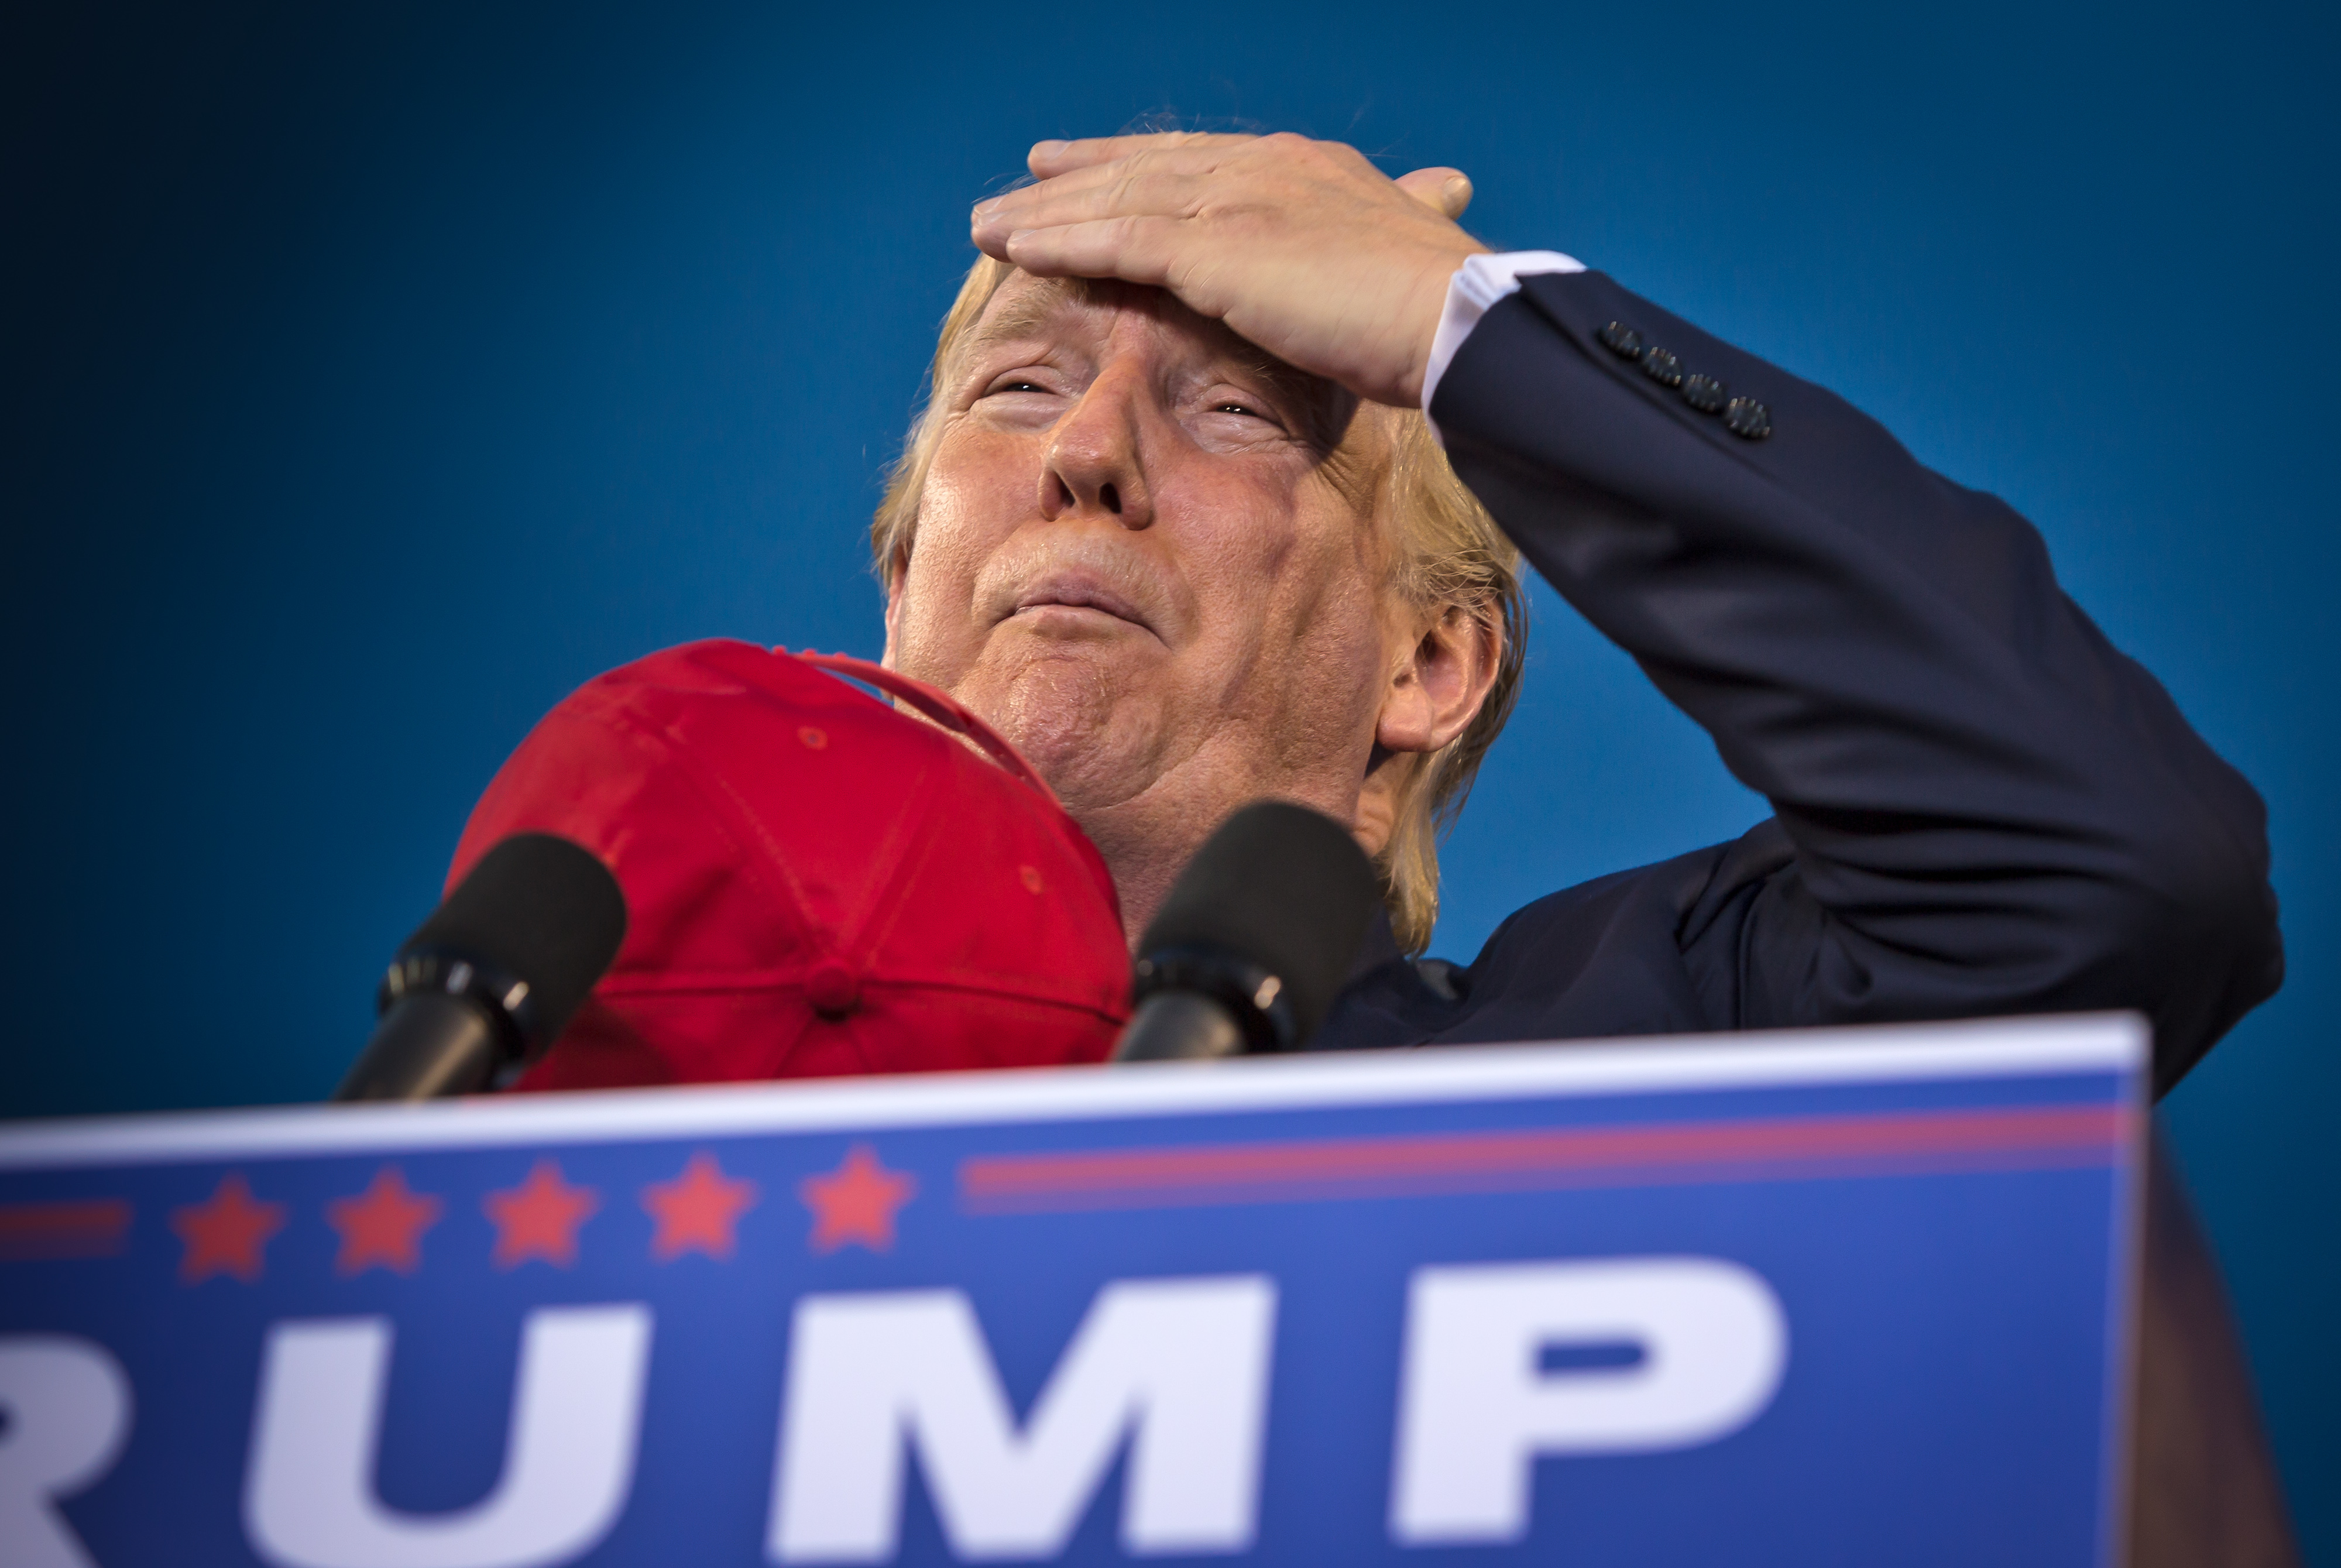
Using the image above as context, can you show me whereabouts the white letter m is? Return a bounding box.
[768,1277,1276,1562]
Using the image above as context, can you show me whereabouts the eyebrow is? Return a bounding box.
[956,277,1093,366]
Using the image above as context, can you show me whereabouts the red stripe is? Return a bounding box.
[959,1104,2129,1214]
[0,1199,133,1259]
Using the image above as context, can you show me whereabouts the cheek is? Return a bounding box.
[893,432,1038,677]
[1253,516,1394,739]
[1276,550,1394,731]
[1172,472,1386,667]
[1149,465,1307,616]
[925,426,1040,530]
[1146,466,1393,757]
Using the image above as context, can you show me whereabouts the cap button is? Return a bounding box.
[806,958,860,1019]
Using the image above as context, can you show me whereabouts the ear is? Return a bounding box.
[1374,602,1501,759]
[1352,602,1501,858]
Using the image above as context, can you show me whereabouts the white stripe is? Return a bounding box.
[0,1014,2144,1172]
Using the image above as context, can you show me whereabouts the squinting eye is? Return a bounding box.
[1214,402,1264,418]
[988,379,1051,396]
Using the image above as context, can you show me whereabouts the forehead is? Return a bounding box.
[956,274,1290,382]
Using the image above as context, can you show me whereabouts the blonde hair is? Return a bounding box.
[871,255,1526,955]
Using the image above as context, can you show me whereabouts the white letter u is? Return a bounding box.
[244,1305,652,1568]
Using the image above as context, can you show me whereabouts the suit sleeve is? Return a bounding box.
[1430,270,2281,1093]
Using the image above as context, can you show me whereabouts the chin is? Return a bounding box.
[962,639,1164,813]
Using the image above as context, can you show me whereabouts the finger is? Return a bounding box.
[974,145,1249,245]
[1395,166,1473,219]
[973,160,1214,249]
[988,141,1255,212]
[1027,131,1258,179]
[998,215,1187,292]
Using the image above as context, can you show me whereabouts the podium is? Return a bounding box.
[0,1014,2143,1567]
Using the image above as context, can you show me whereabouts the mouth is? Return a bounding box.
[1007,574,1156,637]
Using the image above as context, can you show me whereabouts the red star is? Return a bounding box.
[641,1152,759,1262]
[171,1174,286,1283]
[799,1144,917,1254]
[327,1166,442,1275]
[483,1159,599,1268]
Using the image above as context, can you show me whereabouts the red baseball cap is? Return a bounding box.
[445,640,1130,1090]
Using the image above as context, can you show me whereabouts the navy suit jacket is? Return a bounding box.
[1317,271,2281,1097]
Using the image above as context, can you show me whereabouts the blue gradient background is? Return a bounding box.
[5,0,2333,1548]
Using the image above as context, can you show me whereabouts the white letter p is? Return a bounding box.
[1390,1257,1787,1545]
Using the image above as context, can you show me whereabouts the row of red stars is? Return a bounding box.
[168,1145,918,1284]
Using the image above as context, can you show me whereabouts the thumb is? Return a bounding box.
[1395,166,1474,219]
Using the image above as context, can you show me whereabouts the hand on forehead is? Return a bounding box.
[969,132,1487,411]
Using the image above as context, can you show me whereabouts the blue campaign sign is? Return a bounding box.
[1,1015,2143,1568]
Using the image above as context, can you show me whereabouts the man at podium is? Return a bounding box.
[869,136,2291,1560]
[857,131,2280,1096]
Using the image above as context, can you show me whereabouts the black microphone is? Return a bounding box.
[1112,800,1381,1063]
[334,833,628,1102]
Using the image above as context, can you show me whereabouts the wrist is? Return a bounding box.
[1393,245,1489,408]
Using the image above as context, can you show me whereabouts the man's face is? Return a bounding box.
[885,273,1409,918]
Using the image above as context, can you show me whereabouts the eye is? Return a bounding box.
[968,369,1065,428]
[980,373,1056,399]
[1213,400,1265,418]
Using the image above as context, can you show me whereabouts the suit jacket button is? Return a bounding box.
[1681,373,1726,412]
[1641,348,1684,387]
[1598,320,1645,360]
[1724,396,1772,440]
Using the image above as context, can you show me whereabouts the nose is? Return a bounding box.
[1039,365,1154,529]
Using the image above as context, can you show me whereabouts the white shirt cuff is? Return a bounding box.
[1421,249,1587,445]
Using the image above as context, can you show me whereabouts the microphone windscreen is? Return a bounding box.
[401,832,629,1043]
[1137,801,1381,1047]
